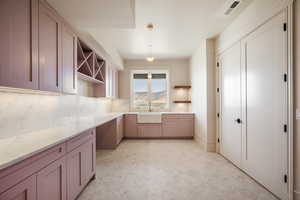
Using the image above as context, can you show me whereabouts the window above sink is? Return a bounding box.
[130,70,169,112]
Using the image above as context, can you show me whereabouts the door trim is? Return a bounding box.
[287,3,294,200]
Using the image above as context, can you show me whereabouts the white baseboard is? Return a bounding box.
[194,135,204,149]
[295,190,300,200]
[206,142,216,152]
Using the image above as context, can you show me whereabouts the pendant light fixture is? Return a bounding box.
[146,23,155,62]
[146,44,154,62]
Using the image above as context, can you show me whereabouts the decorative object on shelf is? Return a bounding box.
[174,85,191,89]
[77,39,105,85]
[173,100,192,104]
[173,85,192,103]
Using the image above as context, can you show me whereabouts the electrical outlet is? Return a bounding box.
[296,109,300,120]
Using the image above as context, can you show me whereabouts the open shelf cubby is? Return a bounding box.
[77,39,105,85]
[94,54,105,83]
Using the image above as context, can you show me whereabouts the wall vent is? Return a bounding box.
[224,0,241,15]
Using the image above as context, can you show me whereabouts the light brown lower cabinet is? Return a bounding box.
[137,124,162,138]
[96,116,124,149]
[162,114,194,138]
[124,114,194,138]
[37,157,67,200]
[116,116,124,144]
[0,174,37,200]
[66,146,84,200]
[0,129,96,200]
[66,137,95,200]
[124,114,138,138]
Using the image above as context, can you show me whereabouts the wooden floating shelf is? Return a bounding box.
[174,85,191,89]
[173,100,192,103]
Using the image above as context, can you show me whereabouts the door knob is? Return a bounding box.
[235,118,242,124]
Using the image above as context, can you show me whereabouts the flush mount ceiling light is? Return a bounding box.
[146,23,154,31]
[146,23,155,62]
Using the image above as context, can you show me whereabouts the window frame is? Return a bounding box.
[130,69,170,112]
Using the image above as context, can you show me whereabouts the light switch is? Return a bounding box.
[296,109,300,120]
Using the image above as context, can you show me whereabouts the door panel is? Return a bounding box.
[37,157,67,200]
[0,0,38,89]
[39,3,62,92]
[62,25,77,94]
[0,175,36,200]
[82,138,96,184]
[124,114,138,138]
[162,118,194,138]
[116,116,124,144]
[219,43,242,167]
[137,124,162,138]
[66,146,83,200]
[241,12,287,199]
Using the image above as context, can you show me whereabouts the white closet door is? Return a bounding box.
[241,11,288,199]
[219,43,242,167]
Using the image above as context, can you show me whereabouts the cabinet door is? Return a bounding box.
[66,146,84,200]
[67,137,95,200]
[124,114,138,138]
[138,124,162,138]
[37,157,66,200]
[62,25,77,94]
[82,138,96,184]
[38,3,62,92]
[116,116,123,144]
[0,175,36,200]
[162,118,194,138]
[0,0,38,90]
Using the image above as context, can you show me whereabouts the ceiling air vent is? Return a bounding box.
[224,0,241,15]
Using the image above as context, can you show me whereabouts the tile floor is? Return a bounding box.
[78,139,277,200]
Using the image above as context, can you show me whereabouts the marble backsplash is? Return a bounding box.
[112,98,190,112]
[0,89,112,139]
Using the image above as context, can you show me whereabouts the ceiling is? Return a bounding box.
[47,0,252,61]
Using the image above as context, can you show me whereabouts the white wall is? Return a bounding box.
[294,0,300,199]
[190,39,216,152]
[118,59,190,112]
[215,0,293,54]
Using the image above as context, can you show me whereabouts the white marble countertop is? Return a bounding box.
[0,112,123,170]
[0,111,194,170]
[124,112,195,114]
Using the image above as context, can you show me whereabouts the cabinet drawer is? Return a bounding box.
[162,114,194,120]
[162,118,194,138]
[66,129,95,152]
[0,143,66,194]
[137,124,162,138]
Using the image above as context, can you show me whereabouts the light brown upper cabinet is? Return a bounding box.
[0,0,39,90]
[0,0,105,94]
[62,26,77,94]
[38,2,62,92]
